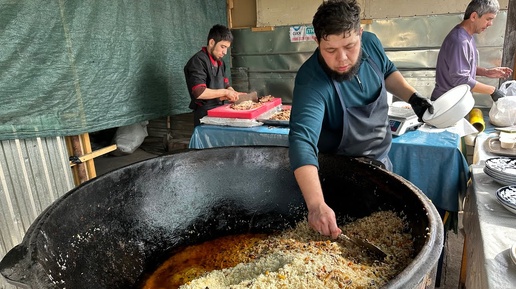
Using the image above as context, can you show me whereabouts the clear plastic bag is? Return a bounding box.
[499,80,516,96]
[489,80,516,127]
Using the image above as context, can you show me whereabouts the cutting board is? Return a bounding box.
[207,97,282,119]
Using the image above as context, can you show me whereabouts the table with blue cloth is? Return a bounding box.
[189,125,290,148]
[189,125,469,214]
[389,130,469,213]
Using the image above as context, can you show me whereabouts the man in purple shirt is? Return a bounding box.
[431,0,512,101]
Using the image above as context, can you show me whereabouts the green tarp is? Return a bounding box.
[0,0,228,140]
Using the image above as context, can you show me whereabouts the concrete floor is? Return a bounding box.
[94,147,158,176]
[440,214,464,289]
[93,147,465,289]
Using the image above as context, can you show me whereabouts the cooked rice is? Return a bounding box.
[179,211,414,289]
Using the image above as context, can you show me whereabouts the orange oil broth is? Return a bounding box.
[141,233,269,289]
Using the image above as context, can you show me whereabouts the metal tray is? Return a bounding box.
[260,119,289,126]
[485,136,516,157]
[257,105,291,126]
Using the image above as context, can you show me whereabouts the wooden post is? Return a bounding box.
[502,0,516,84]
[227,0,234,28]
[513,50,516,80]
[458,236,468,289]
[66,133,117,186]
[66,135,88,185]
[80,133,96,179]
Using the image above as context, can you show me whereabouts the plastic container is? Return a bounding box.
[499,132,516,149]
[0,147,444,289]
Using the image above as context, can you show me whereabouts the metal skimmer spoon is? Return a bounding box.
[338,234,387,259]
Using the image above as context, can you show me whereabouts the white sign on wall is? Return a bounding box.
[289,26,316,42]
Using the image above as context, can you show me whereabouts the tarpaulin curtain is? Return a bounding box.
[0,0,228,141]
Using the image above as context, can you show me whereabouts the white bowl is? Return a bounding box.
[423,84,474,128]
[500,138,516,149]
[500,132,516,149]
[500,132,516,139]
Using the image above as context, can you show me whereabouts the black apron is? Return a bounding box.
[193,63,226,126]
[333,57,392,170]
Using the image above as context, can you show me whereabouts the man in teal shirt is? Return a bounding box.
[289,0,433,239]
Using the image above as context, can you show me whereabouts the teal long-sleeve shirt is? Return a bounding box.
[288,31,397,171]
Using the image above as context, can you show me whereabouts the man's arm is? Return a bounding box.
[470,81,497,95]
[473,66,513,95]
[195,86,240,101]
[384,71,417,101]
[385,71,434,120]
[294,165,342,239]
[185,55,241,102]
[476,67,513,78]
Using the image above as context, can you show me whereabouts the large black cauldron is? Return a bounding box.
[0,147,443,289]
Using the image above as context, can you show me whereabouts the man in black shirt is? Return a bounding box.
[184,24,242,126]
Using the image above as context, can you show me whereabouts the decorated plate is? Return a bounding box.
[485,157,516,177]
[484,167,515,186]
[496,186,516,208]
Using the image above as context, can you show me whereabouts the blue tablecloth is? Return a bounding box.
[189,125,289,148]
[189,125,469,211]
[390,130,469,211]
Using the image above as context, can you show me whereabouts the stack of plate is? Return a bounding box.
[511,242,516,265]
[495,185,516,215]
[483,157,516,186]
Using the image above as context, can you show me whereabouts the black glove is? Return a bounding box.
[408,92,434,122]
[491,88,505,102]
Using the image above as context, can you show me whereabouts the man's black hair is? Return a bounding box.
[312,0,361,42]
[207,24,233,45]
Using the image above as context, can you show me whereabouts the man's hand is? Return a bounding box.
[408,92,434,122]
[484,67,513,79]
[491,88,505,102]
[220,89,240,102]
[307,202,342,239]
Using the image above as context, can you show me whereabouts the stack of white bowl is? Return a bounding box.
[499,132,516,150]
[496,185,516,215]
[483,157,516,186]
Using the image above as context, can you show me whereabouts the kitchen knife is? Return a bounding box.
[234,91,258,104]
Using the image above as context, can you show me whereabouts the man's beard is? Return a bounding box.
[318,50,362,82]
[209,47,221,61]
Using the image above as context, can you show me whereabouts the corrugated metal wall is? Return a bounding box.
[0,137,74,289]
[231,12,507,107]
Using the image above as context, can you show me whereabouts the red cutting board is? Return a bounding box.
[207,97,282,119]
